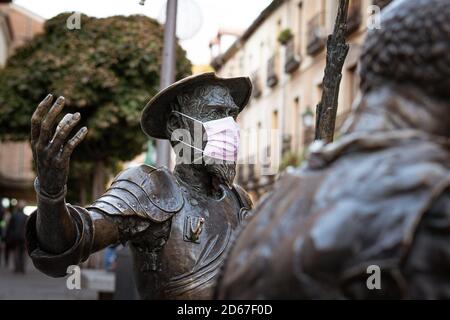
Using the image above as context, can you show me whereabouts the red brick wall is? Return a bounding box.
[0,141,34,181]
[0,3,44,49]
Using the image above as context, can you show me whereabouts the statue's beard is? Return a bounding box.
[206,163,236,187]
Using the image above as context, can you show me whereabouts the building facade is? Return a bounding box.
[0,3,44,202]
[211,0,392,200]
[0,8,12,66]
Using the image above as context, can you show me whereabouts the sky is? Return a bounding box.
[14,0,272,65]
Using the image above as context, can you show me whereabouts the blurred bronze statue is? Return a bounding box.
[26,72,253,299]
[216,0,450,299]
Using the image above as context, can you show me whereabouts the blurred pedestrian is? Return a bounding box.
[0,204,4,267]
[6,200,27,273]
[104,244,118,272]
[1,206,11,268]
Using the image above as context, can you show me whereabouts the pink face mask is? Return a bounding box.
[172,111,240,162]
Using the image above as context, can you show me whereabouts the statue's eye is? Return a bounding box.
[207,107,223,117]
[207,110,218,117]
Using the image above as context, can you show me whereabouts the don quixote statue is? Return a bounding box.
[26,73,253,299]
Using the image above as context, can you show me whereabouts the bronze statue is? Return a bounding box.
[26,72,253,299]
[216,0,450,299]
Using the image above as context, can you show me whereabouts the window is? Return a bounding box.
[259,41,264,66]
[327,0,339,32]
[239,55,244,73]
[293,97,300,150]
[272,110,279,130]
[297,1,303,55]
[276,19,283,47]
[347,65,360,108]
[316,83,323,105]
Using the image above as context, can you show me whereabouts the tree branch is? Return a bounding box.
[314,0,350,144]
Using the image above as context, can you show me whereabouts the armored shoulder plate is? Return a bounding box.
[88,165,184,223]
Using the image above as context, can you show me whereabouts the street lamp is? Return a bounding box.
[302,106,314,146]
[140,0,178,168]
[302,106,314,128]
[156,0,178,168]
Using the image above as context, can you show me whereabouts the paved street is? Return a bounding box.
[0,257,97,300]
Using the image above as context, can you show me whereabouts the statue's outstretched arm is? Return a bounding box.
[26,95,146,277]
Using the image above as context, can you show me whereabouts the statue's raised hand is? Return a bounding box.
[31,94,88,196]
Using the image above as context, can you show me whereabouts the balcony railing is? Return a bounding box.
[306,12,326,56]
[266,54,279,88]
[247,163,256,182]
[346,0,362,35]
[237,164,245,184]
[251,71,262,98]
[282,134,292,156]
[284,37,301,73]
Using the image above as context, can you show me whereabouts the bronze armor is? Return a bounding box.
[26,164,252,299]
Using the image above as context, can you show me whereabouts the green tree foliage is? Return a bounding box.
[0,13,191,202]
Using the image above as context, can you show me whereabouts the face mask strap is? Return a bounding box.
[171,111,207,163]
[172,111,203,124]
[173,137,204,153]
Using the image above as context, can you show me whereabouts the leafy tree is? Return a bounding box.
[0,13,191,202]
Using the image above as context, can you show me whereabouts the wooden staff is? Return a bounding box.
[314,0,350,143]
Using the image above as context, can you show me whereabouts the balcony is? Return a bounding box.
[247,163,256,182]
[284,37,301,74]
[306,12,326,56]
[266,54,279,88]
[237,164,245,185]
[251,71,262,98]
[346,0,362,35]
[282,134,292,156]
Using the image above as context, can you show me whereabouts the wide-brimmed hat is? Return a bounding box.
[140,72,252,139]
